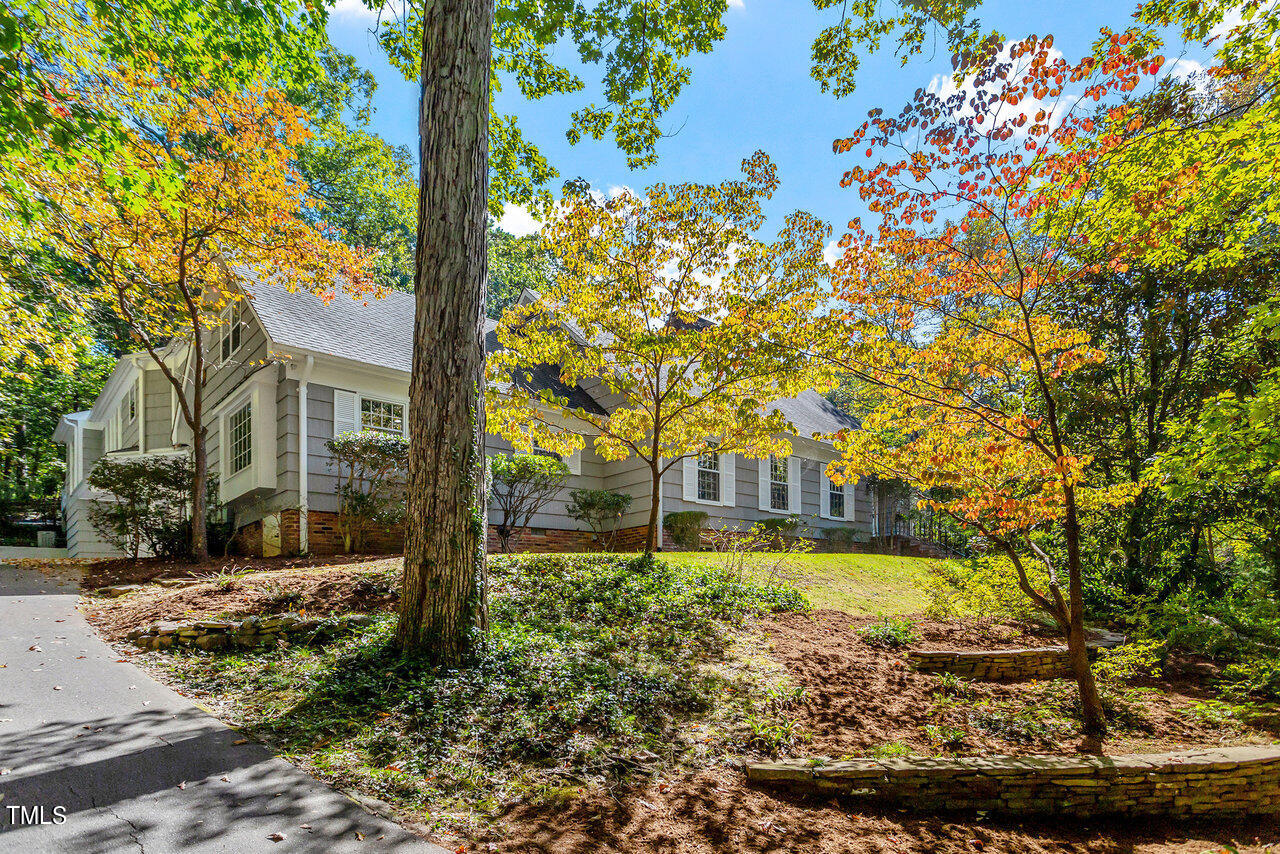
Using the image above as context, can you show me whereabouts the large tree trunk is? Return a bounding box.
[395,0,492,663]
[1063,487,1106,735]
[189,350,209,562]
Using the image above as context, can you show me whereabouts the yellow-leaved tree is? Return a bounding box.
[17,65,372,560]
[487,152,837,552]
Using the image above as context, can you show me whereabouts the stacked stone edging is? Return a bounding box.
[746,746,1280,816]
[127,612,375,650]
[907,630,1126,681]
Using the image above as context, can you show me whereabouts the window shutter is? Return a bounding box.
[683,456,697,501]
[820,474,831,519]
[788,456,801,514]
[845,482,856,521]
[333,390,358,437]
[720,454,735,506]
[758,457,770,510]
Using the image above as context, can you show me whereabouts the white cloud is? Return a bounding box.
[606,184,634,199]
[926,40,1070,134]
[330,0,383,21]
[822,239,844,268]
[496,204,541,237]
[727,0,745,8]
[1210,7,1245,41]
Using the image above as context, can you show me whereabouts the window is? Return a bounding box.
[828,478,845,519]
[220,301,243,363]
[126,386,136,423]
[360,397,405,434]
[696,453,721,503]
[228,403,252,474]
[769,455,789,511]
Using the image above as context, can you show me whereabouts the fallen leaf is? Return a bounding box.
[52,685,62,691]
[177,781,186,790]
[268,832,286,842]
[220,776,230,782]
[28,645,40,652]
[233,738,249,745]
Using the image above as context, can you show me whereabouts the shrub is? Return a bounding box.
[325,430,409,553]
[664,510,709,551]
[917,554,1050,623]
[489,453,569,552]
[87,455,222,560]
[821,526,864,552]
[757,516,803,548]
[858,616,917,648]
[566,488,633,550]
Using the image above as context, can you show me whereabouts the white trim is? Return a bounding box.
[720,453,736,507]
[685,452,727,506]
[761,454,797,514]
[216,372,278,503]
[298,355,314,554]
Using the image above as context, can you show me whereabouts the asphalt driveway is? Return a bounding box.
[0,562,446,853]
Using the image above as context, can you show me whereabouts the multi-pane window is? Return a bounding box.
[229,403,252,474]
[126,386,136,422]
[769,455,789,511]
[828,478,845,519]
[220,301,243,363]
[696,453,721,503]
[361,398,405,434]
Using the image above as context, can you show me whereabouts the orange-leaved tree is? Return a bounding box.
[24,65,373,560]
[823,33,1163,734]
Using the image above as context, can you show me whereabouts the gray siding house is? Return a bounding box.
[55,281,878,558]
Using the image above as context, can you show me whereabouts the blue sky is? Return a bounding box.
[324,0,1211,244]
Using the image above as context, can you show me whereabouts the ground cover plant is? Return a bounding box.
[144,553,806,835]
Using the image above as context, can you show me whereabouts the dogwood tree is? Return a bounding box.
[488,152,836,553]
[823,32,1164,734]
[23,67,371,560]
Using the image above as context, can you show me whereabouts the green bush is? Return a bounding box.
[917,554,1050,622]
[566,488,633,550]
[757,516,803,547]
[87,455,223,559]
[664,510,709,551]
[858,616,917,648]
[325,430,410,553]
[489,453,569,552]
[820,526,864,551]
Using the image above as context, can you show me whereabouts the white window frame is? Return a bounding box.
[682,452,735,507]
[227,402,253,475]
[696,452,721,503]
[758,455,801,514]
[360,396,406,435]
[219,300,244,365]
[821,472,854,521]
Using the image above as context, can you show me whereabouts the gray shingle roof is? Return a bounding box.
[767,390,860,439]
[244,279,605,415]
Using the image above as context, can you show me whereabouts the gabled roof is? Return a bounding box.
[244,278,606,415]
[767,390,860,439]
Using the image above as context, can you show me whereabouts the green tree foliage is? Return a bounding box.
[487,225,555,319]
[567,489,633,550]
[488,453,570,553]
[87,454,217,560]
[663,510,708,552]
[325,430,410,554]
[0,346,113,500]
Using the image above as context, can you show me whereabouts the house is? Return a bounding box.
[55,280,884,558]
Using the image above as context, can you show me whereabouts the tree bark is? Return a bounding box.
[645,460,661,553]
[1063,486,1106,735]
[188,329,209,562]
[395,0,492,663]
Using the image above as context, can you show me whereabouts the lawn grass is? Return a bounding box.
[664,551,937,615]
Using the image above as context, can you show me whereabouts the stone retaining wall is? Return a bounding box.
[746,746,1280,816]
[127,612,375,651]
[907,630,1125,681]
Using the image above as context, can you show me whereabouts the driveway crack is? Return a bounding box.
[104,805,146,854]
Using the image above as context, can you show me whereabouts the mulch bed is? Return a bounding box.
[483,767,1280,853]
[84,558,401,639]
[478,610,1280,853]
[81,552,399,589]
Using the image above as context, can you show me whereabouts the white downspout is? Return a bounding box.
[298,355,314,555]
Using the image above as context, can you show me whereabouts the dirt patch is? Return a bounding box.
[484,766,1280,853]
[84,559,400,640]
[760,610,1274,758]
[81,552,398,589]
